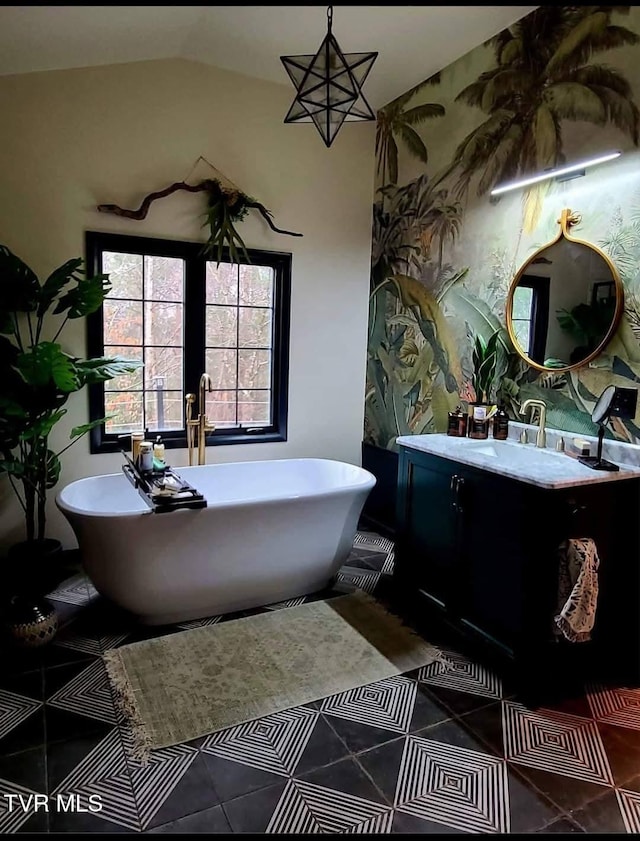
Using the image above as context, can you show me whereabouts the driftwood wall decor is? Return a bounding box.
[97,159,302,265]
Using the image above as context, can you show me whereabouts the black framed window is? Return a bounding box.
[85,232,291,453]
[511,274,550,364]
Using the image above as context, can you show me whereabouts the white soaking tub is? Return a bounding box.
[55,458,376,624]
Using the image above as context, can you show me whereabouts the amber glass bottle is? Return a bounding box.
[493,405,509,440]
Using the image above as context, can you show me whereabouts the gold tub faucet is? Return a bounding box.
[185,373,216,465]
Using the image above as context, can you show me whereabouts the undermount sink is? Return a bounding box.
[396,432,640,489]
[465,442,499,457]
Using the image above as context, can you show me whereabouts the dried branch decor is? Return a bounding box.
[97,159,302,265]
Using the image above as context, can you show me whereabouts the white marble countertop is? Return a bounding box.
[397,424,640,489]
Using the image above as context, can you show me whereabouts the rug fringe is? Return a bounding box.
[103,648,152,765]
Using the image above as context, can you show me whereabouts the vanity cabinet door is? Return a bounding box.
[455,472,554,655]
[396,448,463,612]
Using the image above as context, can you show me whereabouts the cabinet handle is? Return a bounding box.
[456,476,465,514]
[450,474,458,492]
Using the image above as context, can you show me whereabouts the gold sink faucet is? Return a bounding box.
[520,399,547,448]
[185,373,216,465]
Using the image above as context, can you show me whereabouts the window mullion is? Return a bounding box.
[184,253,207,426]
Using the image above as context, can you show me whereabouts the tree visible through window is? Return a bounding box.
[86,232,291,453]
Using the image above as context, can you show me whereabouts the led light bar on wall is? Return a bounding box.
[490,151,622,196]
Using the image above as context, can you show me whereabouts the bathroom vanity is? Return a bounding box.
[394,430,640,689]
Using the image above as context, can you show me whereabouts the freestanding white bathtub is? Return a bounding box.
[55,458,376,625]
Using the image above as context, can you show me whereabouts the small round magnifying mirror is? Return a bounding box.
[591,385,616,425]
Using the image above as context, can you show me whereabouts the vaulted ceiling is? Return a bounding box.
[0,5,536,108]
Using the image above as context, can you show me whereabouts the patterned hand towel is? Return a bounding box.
[553,538,600,643]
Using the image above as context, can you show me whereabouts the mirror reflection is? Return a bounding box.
[509,238,619,370]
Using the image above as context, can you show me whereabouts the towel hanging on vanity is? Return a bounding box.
[553,538,600,643]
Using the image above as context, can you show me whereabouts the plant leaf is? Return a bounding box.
[17,342,79,392]
[53,273,111,318]
[75,356,143,386]
[0,245,40,327]
[70,417,110,439]
[37,258,83,317]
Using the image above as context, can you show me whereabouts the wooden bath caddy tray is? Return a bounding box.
[122,459,207,513]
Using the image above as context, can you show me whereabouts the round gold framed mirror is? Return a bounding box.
[505,209,624,373]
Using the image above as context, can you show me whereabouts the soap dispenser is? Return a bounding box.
[153,435,166,471]
[492,405,509,440]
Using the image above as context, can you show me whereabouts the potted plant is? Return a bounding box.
[467,330,500,439]
[0,244,140,601]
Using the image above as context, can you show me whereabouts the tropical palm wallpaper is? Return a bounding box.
[366,5,640,450]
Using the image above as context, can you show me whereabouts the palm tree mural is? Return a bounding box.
[450,6,640,224]
[375,76,445,186]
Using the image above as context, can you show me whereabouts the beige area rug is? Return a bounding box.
[104,592,441,762]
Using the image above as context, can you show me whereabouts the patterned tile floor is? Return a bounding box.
[1,531,640,833]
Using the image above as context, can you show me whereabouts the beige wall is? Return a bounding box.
[0,58,375,549]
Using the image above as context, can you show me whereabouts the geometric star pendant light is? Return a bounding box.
[280,6,378,147]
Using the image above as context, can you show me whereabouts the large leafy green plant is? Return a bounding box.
[471,329,500,403]
[0,245,140,544]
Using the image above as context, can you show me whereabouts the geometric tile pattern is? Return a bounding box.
[0,690,41,740]
[266,779,393,833]
[47,574,98,605]
[336,570,380,595]
[177,615,222,630]
[53,728,198,831]
[321,676,417,733]
[3,529,639,835]
[502,701,614,786]
[52,729,140,830]
[616,788,640,833]
[46,660,118,724]
[418,649,503,699]
[587,684,640,730]
[200,706,319,776]
[353,532,394,555]
[265,597,307,611]
[382,550,395,575]
[0,780,44,834]
[54,631,129,655]
[394,735,510,833]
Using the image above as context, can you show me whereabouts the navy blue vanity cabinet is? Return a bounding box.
[395,443,640,686]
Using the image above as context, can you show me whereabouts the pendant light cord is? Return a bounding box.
[327,5,333,32]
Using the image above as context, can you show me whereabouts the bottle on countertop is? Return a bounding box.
[447,406,468,437]
[492,405,509,440]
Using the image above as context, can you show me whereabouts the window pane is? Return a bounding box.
[103,252,142,300]
[206,262,238,305]
[104,345,144,391]
[103,299,142,346]
[512,286,533,320]
[205,391,237,425]
[239,265,273,307]
[144,256,184,302]
[206,348,237,390]
[206,305,237,347]
[144,301,183,347]
[145,391,184,432]
[513,320,531,353]
[105,391,144,434]
[239,307,272,348]
[238,349,271,390]
[144,346,183,391]
[238,390,271,424]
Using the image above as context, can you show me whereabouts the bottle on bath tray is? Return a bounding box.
[137,441,154,473]
[153,435,166,472]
